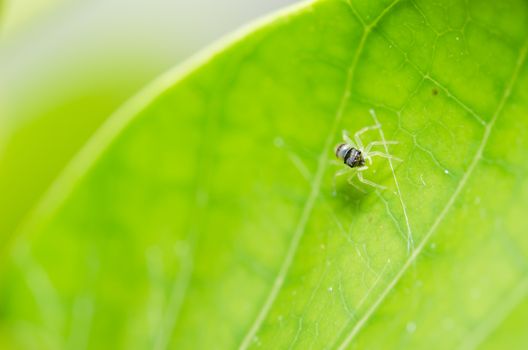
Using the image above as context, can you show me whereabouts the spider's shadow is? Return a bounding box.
[328,178,370,214]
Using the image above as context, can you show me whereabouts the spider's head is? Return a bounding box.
[348,149,366,168]
[357,152,367,167]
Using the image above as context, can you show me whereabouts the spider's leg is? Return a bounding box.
[357,167,387,190]
[335,168,350,177]
[332,167,350,195]
[347,173,366,193]
[342,130,353,145]
[368,151,402,162]
[354,124,381,150]
[364,140,398,153]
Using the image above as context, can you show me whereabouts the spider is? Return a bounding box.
[334,122,401,192]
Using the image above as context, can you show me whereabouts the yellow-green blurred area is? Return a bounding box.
[0,0,295,242]
[1,0,68,36]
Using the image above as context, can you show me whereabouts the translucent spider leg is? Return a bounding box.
[367,151,402,162]
[346,171,366,193]
[353,123,381,150]
[356,167,386,190]
[334,167,367,194]
[364,140,398,153]
[332,168,350,196]
[334,168,349,178]
[342,130,354,146]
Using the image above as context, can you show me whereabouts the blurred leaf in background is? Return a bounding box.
[1,0,528,349]
[0,0,296,244]
[1,0,69,36]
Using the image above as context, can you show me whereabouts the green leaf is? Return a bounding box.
[2,0,528,348]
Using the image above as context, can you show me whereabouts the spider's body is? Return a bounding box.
[333,109,401,192]
[335,143,365,168]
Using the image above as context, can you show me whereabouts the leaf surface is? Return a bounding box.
[1,0,528,349]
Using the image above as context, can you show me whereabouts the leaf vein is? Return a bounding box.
[370,109,415,252]
[335,37,528,350]
[238,1,403,347]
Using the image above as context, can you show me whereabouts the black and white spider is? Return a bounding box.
[334,120,400,191]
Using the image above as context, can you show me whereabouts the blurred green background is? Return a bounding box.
[0,0,296,244]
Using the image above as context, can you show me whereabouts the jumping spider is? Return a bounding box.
[334,121,401,192]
